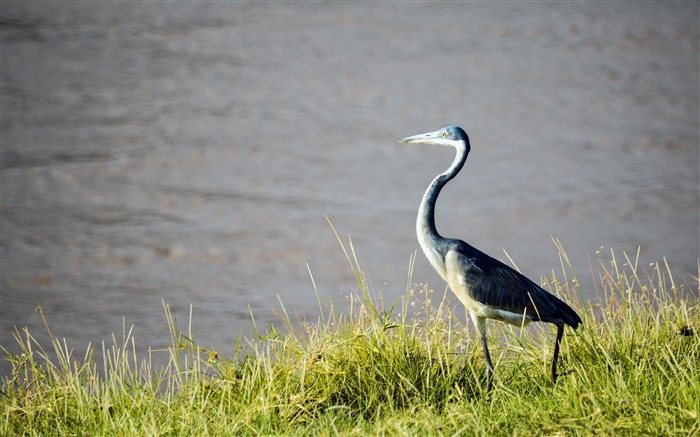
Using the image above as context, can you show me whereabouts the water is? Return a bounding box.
[1,2,698,375]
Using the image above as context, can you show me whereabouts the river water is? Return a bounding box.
[1,2,698,375]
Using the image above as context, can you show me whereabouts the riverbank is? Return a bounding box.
[2,242,698,435]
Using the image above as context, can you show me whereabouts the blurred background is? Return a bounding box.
[1,2,698,375]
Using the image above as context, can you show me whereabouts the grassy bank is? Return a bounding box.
[2,238,698,436]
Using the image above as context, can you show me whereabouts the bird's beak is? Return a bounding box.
[398,130,442,145]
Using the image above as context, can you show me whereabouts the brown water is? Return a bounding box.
[1,2,698,375]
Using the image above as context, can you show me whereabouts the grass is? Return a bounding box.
[1,233,698,436]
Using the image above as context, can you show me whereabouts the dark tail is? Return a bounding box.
[556,298,582,329]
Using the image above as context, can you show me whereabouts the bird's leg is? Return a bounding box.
[470,312,493,389]
[481,330,494,389]
[551,323,565,382]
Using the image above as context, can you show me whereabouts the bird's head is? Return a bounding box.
[398,126,470,150]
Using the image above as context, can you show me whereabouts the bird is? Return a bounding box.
[399,126,582,387]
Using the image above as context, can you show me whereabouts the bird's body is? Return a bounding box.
[400,126,581,387]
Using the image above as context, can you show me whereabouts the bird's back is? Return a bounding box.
[447,239,582,329]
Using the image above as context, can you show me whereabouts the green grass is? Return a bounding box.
[2,234,698,436]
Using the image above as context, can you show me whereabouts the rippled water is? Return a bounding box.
[1,2,698,375]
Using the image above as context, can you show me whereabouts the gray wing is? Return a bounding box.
[457,249,581,327]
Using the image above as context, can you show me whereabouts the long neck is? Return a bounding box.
[416,142,469,278]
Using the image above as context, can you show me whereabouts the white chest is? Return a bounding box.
[416,227,446,280]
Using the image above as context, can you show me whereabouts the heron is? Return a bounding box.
[399,126,582,387]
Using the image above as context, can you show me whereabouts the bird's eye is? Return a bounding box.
[439,131,447,137]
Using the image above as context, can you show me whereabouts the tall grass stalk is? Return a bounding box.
[2,239,698,436]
